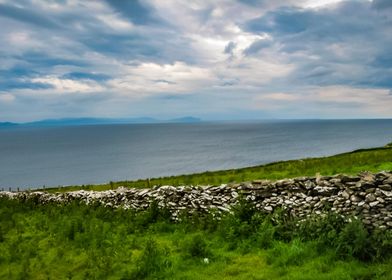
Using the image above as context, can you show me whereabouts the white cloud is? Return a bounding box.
[216,56,294,87]
[108,61,216,96]
[96,14,134,32]
[261,92,300,101]
[252,85,392,118]
[302,0,346,8]
[0,93,15,103]
[31,77,104,94]
[315,85,392,107]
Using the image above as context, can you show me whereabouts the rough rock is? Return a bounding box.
[1,171,391,230]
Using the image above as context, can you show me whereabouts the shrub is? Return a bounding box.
[135,200,171,229]
[335,218,371,261]
[178,210,217,232]
[294,212,345,245]
[131,238,171,279]
[269,208,296,241]
[255,219,275,249]
[231,196,257,223]
[370,230,392,260]
[182,233,211,258]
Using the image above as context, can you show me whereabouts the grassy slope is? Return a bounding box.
[0,198,391,280]
[45,143,392,193]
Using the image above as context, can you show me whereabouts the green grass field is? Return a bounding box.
[45,142,392,193]
[1,197,391,280]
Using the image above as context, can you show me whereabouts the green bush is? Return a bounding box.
[294,213,345,246]
[255,219,275,249]
[335,218,371,261]
[131,238,172,279]
[178,210,217,232]
[269,208,296,241]
[182,233,211,259]
[370,230,392,260]
[231,196,257,223]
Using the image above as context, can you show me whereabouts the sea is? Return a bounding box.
[1,119,392,190]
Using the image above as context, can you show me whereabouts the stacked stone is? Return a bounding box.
[1,171,391,229]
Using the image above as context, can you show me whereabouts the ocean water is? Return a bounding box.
[0,119,392,189]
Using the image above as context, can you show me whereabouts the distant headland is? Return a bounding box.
[0,116,202,128]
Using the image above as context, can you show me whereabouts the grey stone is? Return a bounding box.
[383,178,392,185]
[365,193,376,202]
[377,197,385,203]
[365,188,376,194]
[379,184,392,191]
[350,195,361,202]
[369,201,380,207]
[341,190,350,199]
[231,191,239,198]
[358,201,366,207]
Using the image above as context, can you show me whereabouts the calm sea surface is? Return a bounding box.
[1,119,392,189]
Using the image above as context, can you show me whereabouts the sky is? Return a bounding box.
[0,0,391,122]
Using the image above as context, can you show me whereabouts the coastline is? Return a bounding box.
[36,142,392,193]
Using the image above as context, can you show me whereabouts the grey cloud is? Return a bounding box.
[152,79,177,85]
[157,94,190,100]
[238,0,263,6]
[243,1,392,89]
[61,72,111,81]
[104,0,164,25]
[224,41,236,55]
[244,2,376,37]
[243,39,272,55]
[0,80,53,91]
[372,51,392,68]
[0,3,59,29]
[245,8,316,34]
[220,80,239,87]
[372,0,392,9]
[14,52,89,68]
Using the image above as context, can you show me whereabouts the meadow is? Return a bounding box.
[1,195,392,280]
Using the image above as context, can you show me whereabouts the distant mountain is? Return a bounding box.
[168,116,201,123]
[25,117,159,126]
[0,122,18,127]
[0,117,202,127]
[26,118,111,126]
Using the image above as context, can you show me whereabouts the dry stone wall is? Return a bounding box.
[1,171,392,230]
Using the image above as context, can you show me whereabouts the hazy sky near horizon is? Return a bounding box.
[0,0,392,122]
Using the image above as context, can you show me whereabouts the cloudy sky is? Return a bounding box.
[0,0,391,122]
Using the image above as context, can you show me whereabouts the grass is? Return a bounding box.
[44,143,392,193]
[1,197,392,280]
